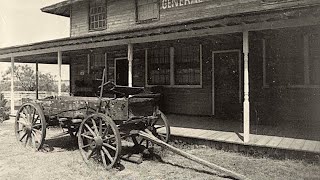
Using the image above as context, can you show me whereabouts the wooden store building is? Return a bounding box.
[0,0,320,143]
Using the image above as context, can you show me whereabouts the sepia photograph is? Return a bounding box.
[0,0,319,179]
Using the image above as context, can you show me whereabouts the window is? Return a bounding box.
[174,45,201,85]
[146,44,202,87]
[264,30,320,87]
[147,47,170,85]
[136,0,159,22]
[89,0,107,30]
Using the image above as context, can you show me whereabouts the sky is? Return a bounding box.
[0,0,70,80]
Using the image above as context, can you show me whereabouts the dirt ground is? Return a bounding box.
[0,120,319,180]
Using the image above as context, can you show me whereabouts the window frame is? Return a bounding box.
[145,44,203,88]
[88,0,107,31]
[135,0,160,24]
[263,33,320,89]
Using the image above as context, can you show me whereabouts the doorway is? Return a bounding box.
[212,50,242,119]
[115,58,128,86]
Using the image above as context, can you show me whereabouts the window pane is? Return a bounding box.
[148,47,170,85]
[137,0,159,21]
[174,45,201,85]
[89,0,106,30]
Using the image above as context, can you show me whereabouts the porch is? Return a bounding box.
[165,114,320,159]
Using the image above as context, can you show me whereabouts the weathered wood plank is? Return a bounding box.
[266,136,283,147]
[255,135,273,146]
[288,138,306,151]
[301,140,317,152]
[277,137,295,149]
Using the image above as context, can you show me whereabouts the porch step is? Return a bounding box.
[169,126,320,162]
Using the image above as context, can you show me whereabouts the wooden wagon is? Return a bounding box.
[14,79,170,169]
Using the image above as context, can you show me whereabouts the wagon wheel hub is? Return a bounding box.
[93,136,103,149]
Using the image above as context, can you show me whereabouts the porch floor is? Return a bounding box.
[166,114,320,154]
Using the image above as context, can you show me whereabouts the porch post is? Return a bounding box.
[58,51,62,96]
[10,57,15,115]
[36,60,39,99]
[243,31,250,143]
[128,44,133,87]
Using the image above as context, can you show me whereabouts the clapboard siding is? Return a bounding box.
[70,0,319,37]
[71,0,89,36]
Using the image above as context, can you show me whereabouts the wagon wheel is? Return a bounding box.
[78,113,121,169]
[134,110,170,149]
[15,102,46,150]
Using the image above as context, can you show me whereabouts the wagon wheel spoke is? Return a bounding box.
[32,123,42,128]
[103,135,115,142]
[103,143,116,151]
[24,133,30,147]
[32,131,40,144]
[91,118,99,135]
[81,133,94,140]
[17,120,28,126]
[99,119,102,136]
[102,125,110,138]
[102,146,113,162]
[151,118,159,126]
[100,150,107,168]
[80,143,92,149]
[19,131,28,142]
[87,149,95,160]
[84,124,96,137]
[31,133,37,148]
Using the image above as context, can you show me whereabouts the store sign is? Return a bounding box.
[161,0,205,9]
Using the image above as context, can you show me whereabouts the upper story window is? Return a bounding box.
[89,0,107,30]
[136,0,159,23]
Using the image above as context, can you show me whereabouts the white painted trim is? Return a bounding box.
[58,51,62,96]
[211,49,242,116]
[10,57,14,115]
[114,57,128,85]
[243,30,250,143]
[128,44,133,87]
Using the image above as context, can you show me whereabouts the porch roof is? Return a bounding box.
[41,0,83,17]
[1,5,320,64]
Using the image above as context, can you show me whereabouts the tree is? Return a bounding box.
[1,64,67,92]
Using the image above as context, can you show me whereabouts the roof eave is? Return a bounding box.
[41,0,72,17]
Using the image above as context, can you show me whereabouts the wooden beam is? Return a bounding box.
[0,17,319,60]
[36,60,39,99]
[243,31,250,143]
[128,44,133,87]
[10,57,14,115]
[170,47,174,86]
[58,51,62,96]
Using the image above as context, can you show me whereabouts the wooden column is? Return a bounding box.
[243,31,250,143]
[128,44,133,87]
[36,60,39,99]
[58,51,62,96]
[10,57,15,115]
[170,47,175,85]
